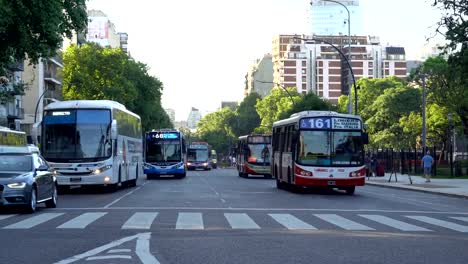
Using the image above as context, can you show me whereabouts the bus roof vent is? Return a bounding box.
[290,111,338,118]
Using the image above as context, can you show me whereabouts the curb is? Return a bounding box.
[366,181,468,199]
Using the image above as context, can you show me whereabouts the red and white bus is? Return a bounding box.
[236,134,272,178]
[272,111,368,195]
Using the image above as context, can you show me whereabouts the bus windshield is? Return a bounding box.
[146,140,181,162]
[42,109,112,162]
[247,144,271,165]
[298,130,364,166]
[187,149,208,162]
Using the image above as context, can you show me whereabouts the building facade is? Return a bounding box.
[164,108,176,125]
[309,0,363,36]
[0,60,24,130]
[220,101,238,111]
[187,107,202,130]
[273,34,407,103]
[244,54,274,98]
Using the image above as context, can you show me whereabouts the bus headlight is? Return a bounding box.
[7,182,27,189]
[203,162,208,166]
[93,165,112,175]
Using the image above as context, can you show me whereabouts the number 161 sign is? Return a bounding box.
[300,117,361,130]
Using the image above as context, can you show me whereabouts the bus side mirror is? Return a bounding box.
[362,133,369,144]
[111,120,118,140]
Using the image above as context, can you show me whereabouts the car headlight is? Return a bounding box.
[187,162,192,166]
[7,182,27,189]
[93,165,112,175]
[203,162,208,166]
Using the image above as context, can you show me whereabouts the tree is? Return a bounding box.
[62,43,170,131]
[282,92,333,118]
[255,87,300,133]
[196,108,237,155]
[0,0,87,68]
[431,0,468,134]
[234,92,261,137]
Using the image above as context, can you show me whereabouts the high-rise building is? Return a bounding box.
[244,54,274,98]
[221,101,238,111]
[164,108,176,125]
[119,32,129,54]
[87,10,121,48]
[272,34,407,103]
[187,107,202,130]
[309,0,363,36]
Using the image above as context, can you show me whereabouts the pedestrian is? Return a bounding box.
[365,155,371,177]
[421,150,434,183]
[370,156,377,177]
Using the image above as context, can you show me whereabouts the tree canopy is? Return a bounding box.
[62,43,171,131]
[0,0,87,69]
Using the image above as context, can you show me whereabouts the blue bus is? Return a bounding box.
[144,129,186,179]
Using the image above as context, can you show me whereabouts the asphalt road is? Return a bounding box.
[1,168,468,264]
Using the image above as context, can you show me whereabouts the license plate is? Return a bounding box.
[160,171,167,174]
[327,181,336,185]
[70,177,82,182]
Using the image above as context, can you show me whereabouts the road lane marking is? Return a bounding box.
[176,213,204,230]
[104,182,147,208]
[359,215,431,231]
[86,255,132,260]
[3,213,64,229]
[0,215,16,221]
[108,249,131,253]
[451,217,468,223]
[53,207,468,214]
[224,213,260,229]
[54,232,159,264]
[269,214,317,230]
[406,216,468,232]
[315,214,375,231]
[122,212,158,229]
[57,212,107,229]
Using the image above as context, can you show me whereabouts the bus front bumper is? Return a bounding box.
[56,174,114,186]
[294,175,365,187]
[144,168,185,176]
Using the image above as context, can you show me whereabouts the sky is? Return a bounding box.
[87,0,443,121]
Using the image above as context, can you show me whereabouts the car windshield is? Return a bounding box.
[42,109,112,162]
[247,144,271,165]
[0,155,32,173]
[146,140,181,162]
[298,130,364,166]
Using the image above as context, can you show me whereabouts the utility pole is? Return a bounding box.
[422,74,427,153]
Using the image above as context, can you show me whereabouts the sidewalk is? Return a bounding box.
[366,173,468,198]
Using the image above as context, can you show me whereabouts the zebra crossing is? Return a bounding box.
[1,211,468,233]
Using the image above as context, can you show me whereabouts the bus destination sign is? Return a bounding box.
[248,136,271,144]
[300,117,361,130]
[148,132,179,140]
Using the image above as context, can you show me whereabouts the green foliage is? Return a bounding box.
[234,92,261,137]
[0,80,27,104]
[0,0,87,68]
[283,92,333,118]
[62,43,170,131]
[196,108,237,155]
[255,87,300,132]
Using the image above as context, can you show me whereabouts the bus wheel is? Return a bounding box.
[128,166,138,187]
[345,186,355,195]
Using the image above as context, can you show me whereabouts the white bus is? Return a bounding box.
[39,100,143,192]
[272,111,368,195]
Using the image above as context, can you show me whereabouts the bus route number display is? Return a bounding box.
[148,132,179,140]
[300,117,361,130]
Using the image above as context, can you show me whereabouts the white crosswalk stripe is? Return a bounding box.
[315,214,375,231]
[406,216,468,232]
[57,212,108,229]
[122,213,158,229]
[0,215,16,221]
[176,213,204,230]
[450,217,468,223]
[359,215,431,231]
[224,213,260,229]
[3,213,64,229]
[269,214,317,230]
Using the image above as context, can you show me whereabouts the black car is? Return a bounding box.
[0,152,57,213]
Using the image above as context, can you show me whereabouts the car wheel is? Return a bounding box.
[25,188,37,213]
[345,186,355,195]
[45,185,58,208]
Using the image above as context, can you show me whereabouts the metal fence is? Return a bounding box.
[366,147,468,177]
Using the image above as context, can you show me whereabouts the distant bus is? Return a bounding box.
[39,100,143,191]
[236,134,272,178]
[272,111,368,195]
[144,129,186,179]
[187,142,211,170]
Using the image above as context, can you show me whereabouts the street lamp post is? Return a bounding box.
[448,113,454,177]
[421,74,427,153]
[311,0,352,114]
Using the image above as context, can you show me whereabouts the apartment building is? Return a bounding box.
[244,54,274,98]
[272,34,407,103]
[0,60,24,129]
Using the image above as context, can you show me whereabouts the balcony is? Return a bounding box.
[6,102,24,119]
[8,60,24,72]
